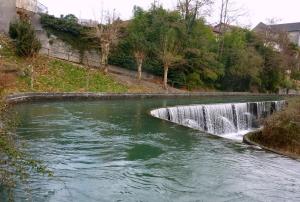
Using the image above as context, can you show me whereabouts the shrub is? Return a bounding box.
[250,98,300,155]
[291,70,300,81]
[9,20,41,57]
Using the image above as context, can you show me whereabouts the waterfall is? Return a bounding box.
[151,100,286,141]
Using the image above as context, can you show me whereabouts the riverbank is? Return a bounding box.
[244,98,300,159]
[0,33,183,95]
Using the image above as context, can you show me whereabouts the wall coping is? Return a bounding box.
[5,92,286,104]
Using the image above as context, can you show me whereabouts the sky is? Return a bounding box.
[39,0,300,28]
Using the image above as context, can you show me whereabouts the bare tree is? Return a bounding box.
[177,0,213,33]
[217,0,247,57]
[90,10,120,73]
[134,51,145,80]
[217,0,229,57]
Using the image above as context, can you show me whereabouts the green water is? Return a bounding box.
[7,96,300,201]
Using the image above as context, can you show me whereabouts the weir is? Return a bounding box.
[151,101,286,141]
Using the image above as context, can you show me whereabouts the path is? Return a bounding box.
[108,65,185,93]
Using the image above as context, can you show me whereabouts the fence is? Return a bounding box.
[40,47,101,68]
[39,47,162,81]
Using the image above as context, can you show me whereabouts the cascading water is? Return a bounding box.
[151,101,286,141]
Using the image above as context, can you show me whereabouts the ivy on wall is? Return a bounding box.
[40,14,98,62]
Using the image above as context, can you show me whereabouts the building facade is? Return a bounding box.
[0,0,47,33]
[254,22,300,47]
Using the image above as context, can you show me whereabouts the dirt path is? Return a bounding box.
[108,65,186,93]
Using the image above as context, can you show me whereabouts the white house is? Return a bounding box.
[254,22,300,47]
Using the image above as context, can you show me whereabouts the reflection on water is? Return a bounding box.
[4,96,300,201]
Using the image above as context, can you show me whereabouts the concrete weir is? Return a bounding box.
[151,100,286,141]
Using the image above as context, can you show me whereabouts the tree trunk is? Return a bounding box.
[137,58,143,80]
[101,53,109,74]
[163,65,169,90]
[30,65,34,90]
[101,43,110,74]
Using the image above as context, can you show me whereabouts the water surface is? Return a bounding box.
[9,96,300,201]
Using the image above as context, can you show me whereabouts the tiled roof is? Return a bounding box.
[254,22,300,32]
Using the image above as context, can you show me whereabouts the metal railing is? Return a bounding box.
[40,47,101,67]
[16,0,48,13]
[37,2,48,13]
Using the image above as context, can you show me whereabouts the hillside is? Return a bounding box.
[0,34,182,95]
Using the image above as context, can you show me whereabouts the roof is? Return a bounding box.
[213,23,238,34]
[254,22,300,32]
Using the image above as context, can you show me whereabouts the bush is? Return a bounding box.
[250,98,300,155]
[291,70,300,81]
[9,20,41,57]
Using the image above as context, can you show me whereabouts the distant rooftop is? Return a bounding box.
[212,23,239,34]
[254,22,300,32]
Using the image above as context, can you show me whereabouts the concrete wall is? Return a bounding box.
[29,13,102,67]
[0,0,17,33]
[38,33,101,67]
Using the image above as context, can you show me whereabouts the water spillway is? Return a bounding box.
[151,101,286,141]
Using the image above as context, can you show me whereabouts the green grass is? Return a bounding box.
[1,33,128,94]
[22,59,128,93]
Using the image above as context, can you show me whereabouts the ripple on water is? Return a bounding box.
[8,99,300,202]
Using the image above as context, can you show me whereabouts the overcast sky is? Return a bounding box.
[39,0,300,27]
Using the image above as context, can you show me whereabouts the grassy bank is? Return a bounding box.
[249,98,300,157]
[0,34,127,95]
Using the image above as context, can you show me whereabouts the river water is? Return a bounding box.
[7,96,300,201]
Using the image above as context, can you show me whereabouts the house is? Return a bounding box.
[0,0,47,33]
[253,22,300,47]
[78,19,98,27]
[212,23,238,36]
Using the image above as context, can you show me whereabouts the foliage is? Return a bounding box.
[9,20,41,57]
[291,70,300,80]
[257,44,283,92]
[219,29,262,91]
[39,4,299,92]
[110,5,222,89]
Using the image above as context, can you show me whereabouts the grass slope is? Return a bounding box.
[0,34,127,95]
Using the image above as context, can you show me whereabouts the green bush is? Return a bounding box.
[186,72,203,90]
[9,20,41,57]
[291,70,300,80]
